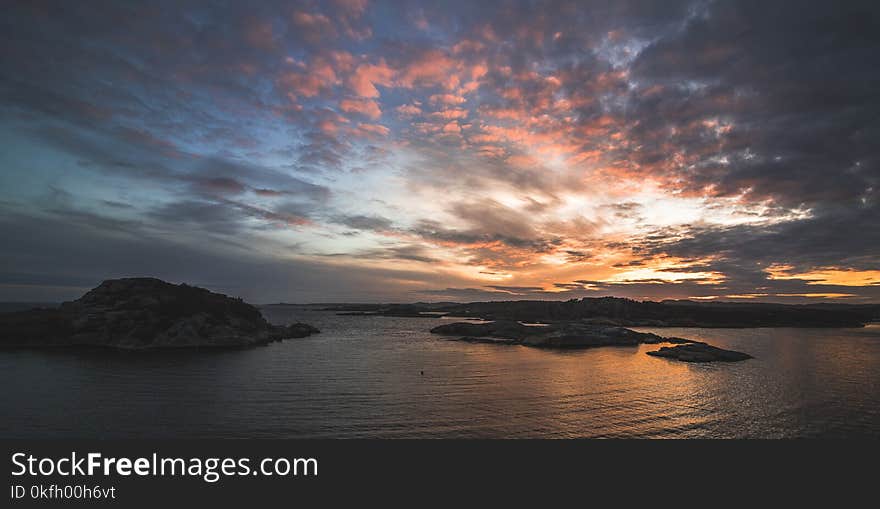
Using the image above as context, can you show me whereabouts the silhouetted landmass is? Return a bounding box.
[431,320,689,347]
[0,278,319,349]
[647,343,753,363]
[430,320,749,362]
[319,302,451,317]
[328,297,878,327]
[0,302,60,313]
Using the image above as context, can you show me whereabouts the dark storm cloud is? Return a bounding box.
[0,204,449,303]
[626,0,880,207]
[15,101,327,198]
[634,199,880,274]
[12,114,330,233]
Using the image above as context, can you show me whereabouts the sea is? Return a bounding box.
[1,306,878,438]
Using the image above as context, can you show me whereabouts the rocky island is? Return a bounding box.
[0,278,319,349]
[430,320,675,347]
[430,320,752,362]
[647,343,753,363]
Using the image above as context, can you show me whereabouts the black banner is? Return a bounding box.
[2,440,876,506]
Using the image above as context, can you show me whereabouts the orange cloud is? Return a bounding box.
[355,122,390,137]
[469,63,488,80]
[318,114,349,135]
[291,11,336,42]
[442,122,461,133]
[477,145,506,158]
[396,103,422,116]
[397,50,458,89]
[429,93,466,105]
[468,133,502,144]
[347,60,395,97]
[277,72,327,98]
[276,52,353,99]
[340,98,382,119]
[460,80,482,94]
[431,108,468,120]
[766,265,880,286]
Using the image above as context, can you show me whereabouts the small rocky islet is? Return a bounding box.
[429,320,752,363]
[647,343,753,363]
[0,278,319,349]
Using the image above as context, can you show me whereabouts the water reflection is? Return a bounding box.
[0,312,878,438]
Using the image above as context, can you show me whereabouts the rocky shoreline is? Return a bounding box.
[0,278,319,349]
[647,343,753,362]
[430,320,752,362]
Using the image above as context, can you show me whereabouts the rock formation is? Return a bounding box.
[430,320,751,362]
[0,278,319,349]
[646,343,753,362]
[431,320,674,348]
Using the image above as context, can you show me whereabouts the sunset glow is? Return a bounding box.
[1,0,877,304]
[767,265,880,287]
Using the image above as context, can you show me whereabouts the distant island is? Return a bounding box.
[314,296,879,363]
[428,320,752,362]
[4,279,876,360]
[0,278,319,349]
[320,298,879,328]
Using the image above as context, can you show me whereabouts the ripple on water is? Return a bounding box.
[1,312,878,438]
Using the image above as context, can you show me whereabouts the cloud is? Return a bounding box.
[347,60,395,97]
[332,214,394,231]
[355,122,390,137]
[148,200,252,235]
[339,98,383,119]
[1,0,878,302]
[291,11,337,43]
[0,204,452,303]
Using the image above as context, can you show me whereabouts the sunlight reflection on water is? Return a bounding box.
[1,312,878,438]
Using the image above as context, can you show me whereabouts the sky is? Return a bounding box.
[1,0,879,303]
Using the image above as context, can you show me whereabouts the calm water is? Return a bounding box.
[1,307,879,438]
